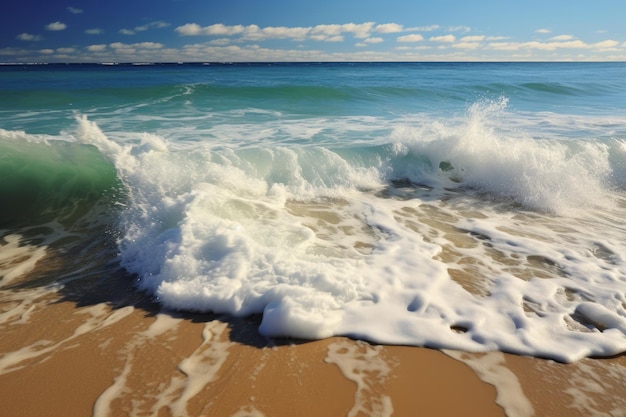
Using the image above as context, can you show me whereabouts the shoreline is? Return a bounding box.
[0,297,505,417]
[1,233,625,417]
[1,294,624,417]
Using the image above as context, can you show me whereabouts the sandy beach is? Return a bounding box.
[1,249,625,417]
[4,59,626,417]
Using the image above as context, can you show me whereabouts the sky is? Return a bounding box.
[2,0,626,63]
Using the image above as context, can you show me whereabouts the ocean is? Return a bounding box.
[1,62,625,363]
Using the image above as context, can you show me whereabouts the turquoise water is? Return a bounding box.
[1,62,626,361]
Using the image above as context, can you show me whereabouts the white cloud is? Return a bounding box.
[460,35,485,42]
[109,42,129,49]
[213,24,246,35]
[176,22,376,42]
[310,24,343,36]
[374,23,404,33]
[430,35,456,43]
[46,22,67,31]
[16,33,42,41]
[322,35,345,43]
[549,35,574,41]
[135,21,170,32]
[178,43,361,62]
[311,22,375,39]
[135,42,163,49]
[209,38,232,46]
[87,44,107,52]
[174,42,485,63]
[4,38,624,63]
[488,39,597,51]
[536,29,551,34]
[397,34,424,42]
[0,47,32,56]
[108,42,139,55]
[487,42,521,51]
[448,26,470,33]
[5,19,625,63]
[534,40,588,49]
[408,25,440,32]
[110,42,163,50]
[593,40,620,49]
[341,22,376,38]
[67,6,83,14]
[175,23,202,36]
[243,25,311,41]
[357,37,384,47]
[176,23,246,36]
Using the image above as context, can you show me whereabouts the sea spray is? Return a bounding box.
[389,98,616,215]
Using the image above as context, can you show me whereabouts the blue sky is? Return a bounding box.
[2,0,626,62]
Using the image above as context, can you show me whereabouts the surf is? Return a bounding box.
[62,100,626,362]
[0,128,119,229]
[3,61,626,362]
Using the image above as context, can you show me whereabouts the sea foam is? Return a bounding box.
[71,104,626,362]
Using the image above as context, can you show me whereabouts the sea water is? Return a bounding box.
[1,62,625,362]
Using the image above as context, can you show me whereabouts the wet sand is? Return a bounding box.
[1,295,625,417]
[0,298,498,417]
[1,242,625,417]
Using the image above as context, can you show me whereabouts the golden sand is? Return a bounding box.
[1,294,625,417]
[0,238,624,417]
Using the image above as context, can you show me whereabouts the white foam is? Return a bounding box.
[73,107,626,362]
[560,359,626,416]
[90,315,232,417]
[0,304,134,375]
[390,98,616,216]
[92,358,132,417]
[150,321,231,417]
[140,312,183,338]
[444,350,534,417]
[326,339,394,417]
[0,234,48,286]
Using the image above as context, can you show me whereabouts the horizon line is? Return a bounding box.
[2,60,625,66]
